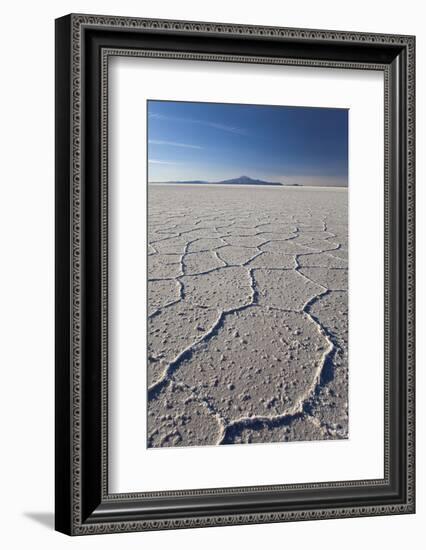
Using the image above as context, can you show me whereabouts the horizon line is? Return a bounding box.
[147,180,349,189]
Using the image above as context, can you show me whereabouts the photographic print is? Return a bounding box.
[147,100,348,448]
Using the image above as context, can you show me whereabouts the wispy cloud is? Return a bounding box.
[148,159,178,165]
[205,121,246,135]
[149,139,202,150]
[148,112,248,136]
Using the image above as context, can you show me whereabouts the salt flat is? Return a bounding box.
[147,184,348,447]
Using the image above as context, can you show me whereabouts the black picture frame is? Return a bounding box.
[55,13,415,535]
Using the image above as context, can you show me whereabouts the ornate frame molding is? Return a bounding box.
[55,14,415,535]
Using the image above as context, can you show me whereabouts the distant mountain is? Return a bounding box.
[152,175,283,186]
[218,175,282,186]
[163,180,207,184]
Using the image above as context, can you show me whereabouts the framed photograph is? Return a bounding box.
[55,14,415,535]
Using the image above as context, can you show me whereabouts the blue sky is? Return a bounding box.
[147,100,348,186]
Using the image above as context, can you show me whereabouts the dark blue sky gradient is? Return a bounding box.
[147,100,348,186]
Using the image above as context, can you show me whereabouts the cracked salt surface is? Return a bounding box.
[147,184,348,447]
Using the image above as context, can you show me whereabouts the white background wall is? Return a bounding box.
[0,0,423,548]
